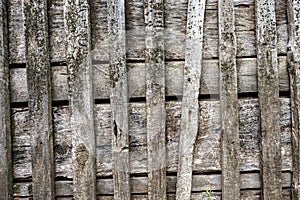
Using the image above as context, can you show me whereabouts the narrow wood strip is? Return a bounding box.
[64,1,97,199]
[287,0,300,198]
[107,0,131,199]
[0,0,13,199]
[218,0,240,199]
[24,0,55,199]
[175,0,205,199]
[144,0,167,199]
[255,0,282,198]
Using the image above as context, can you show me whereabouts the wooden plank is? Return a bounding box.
[7,1,289,62]
[64,1,97,199]
[24,0,55,199]
[256,0,282,198]
[218,0,240,199]
[0,0,13,198]
[175,0,205,199]
[9,57,290,103]
[107,0,130,199]
[287,0,300,198]
[12,172,293,197]
[144,0,167,199]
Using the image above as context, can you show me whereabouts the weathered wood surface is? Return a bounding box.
[176,0,205,199]
[144,0,167,199]
[287,0,300,198]
[13,172,293,197]
[107,0,131,199]
[218,0,240,199]
[9,57,290,103]
[64,0,97,199]
[12,99,292,180]
[8,0,288,63]
[256,0,282,199]
[0,0,12,199]
[24,0,54,198]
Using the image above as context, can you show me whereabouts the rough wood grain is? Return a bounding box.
[13,172,293,197]
[287,0,300,198]
[24,0,54,198]
[9,57,290,103]
[7,0,289,63]
[144,0,167,199]
[107,0,130,199]
[218,0,240,199]
[256,0,282,199]
[64,1,97,199]
[176,0,205,199]
[0,0,12,198]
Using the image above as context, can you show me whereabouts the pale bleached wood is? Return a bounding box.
[144,0,167,199]
[107,0,130,199]
[256,0,282,199]
[64,1,97,199]
[0,0,12,198]
[176,0,205,199]
[287,0,300,198]
[24,0,54,198]
[218,0,240,199]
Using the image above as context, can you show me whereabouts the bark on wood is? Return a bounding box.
[64,1,97,199]
[175,0,205,199]
[287,0,300,198]
[218,0,240,199]
[107,0,130,199]
[24,0,55,199]
[256,0,282,199]
[144,0,167,199]
[0,0,13,199]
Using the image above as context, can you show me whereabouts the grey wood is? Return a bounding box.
[175,0,205,199]
[144,0,167,199]
[218,0,240,199]
[107,0,131,199]
[24,0,55,199]
[256,0,282,199]
[287,0,300,198]
[0,0,12,199]
[64,0,97,199]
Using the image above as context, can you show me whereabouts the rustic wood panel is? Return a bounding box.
[144,0,167,199]
[64,0,97,199]
[7,0,288,63]
[9,57,290,103]
[13,172,292,197]
[287,0,300,198]
[24,0,55,198]
[176,0,205,199]
[0,0,12,198]
[218,0,240,199]
[11,99,292,179]
[107,0,131,199]
[256,0,282,198]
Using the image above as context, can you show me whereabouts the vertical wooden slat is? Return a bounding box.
[144,0,166,199]
[64,1,97,199]
[107,0,131,199]
[24,0,55,199]
[287,0,300,198]
[0,0,12,199]
[218,0,240,199]
[256,0,282,199]
[175,0,205,199]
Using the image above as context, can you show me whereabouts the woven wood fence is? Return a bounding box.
[0,0,299,199]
